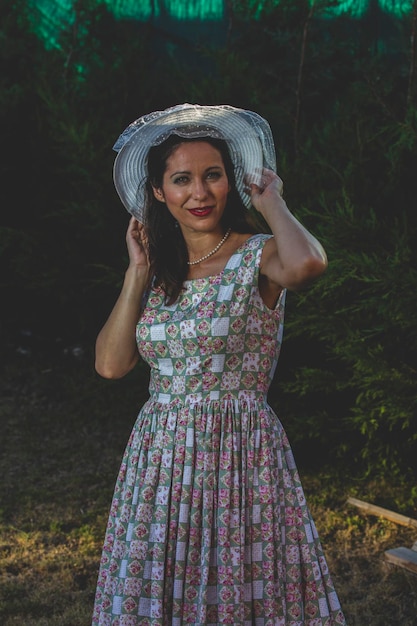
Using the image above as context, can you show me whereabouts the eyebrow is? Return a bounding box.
[169,165,224,179]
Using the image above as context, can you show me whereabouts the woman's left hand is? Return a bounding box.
[249,169,284,217]
[249,168,327,293]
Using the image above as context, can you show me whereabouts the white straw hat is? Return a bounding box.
[113,103,276,221]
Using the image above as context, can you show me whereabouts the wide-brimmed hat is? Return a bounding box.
[112,103,276,221]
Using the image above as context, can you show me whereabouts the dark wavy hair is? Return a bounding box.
[144,135,260,304]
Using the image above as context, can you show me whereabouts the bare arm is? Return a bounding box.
[250,170,327,302]
[95,218,151,379]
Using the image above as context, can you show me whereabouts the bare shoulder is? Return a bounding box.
[232,231,257,248]
[259,232,327,292]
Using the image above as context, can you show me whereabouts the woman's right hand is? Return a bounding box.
[126,216,150,270]
[95,217,150,379]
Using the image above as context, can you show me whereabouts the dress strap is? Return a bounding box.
[223,233,272,273]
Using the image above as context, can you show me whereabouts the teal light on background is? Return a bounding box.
[379,0,413,17]
[108,0,158,20]
[163,0,224,20]
[318,0,369,19]
[317,0,414,18]
[103,0,224,20]
[27,0,415,50]
[28,0,226,49]
[29,0,75,49]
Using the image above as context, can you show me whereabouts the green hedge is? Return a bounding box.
[1,0,416,476]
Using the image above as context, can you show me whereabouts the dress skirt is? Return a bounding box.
[92,234,346,625]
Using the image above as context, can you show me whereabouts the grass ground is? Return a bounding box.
[1,348,416,625]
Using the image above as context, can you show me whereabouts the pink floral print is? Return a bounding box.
[93,235,346,626]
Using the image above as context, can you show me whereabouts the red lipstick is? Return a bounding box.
[188,207,213,216]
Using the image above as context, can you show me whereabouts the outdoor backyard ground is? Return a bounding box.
[1,347,416,626]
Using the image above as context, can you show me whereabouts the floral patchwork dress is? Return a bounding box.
[92,234,346,626]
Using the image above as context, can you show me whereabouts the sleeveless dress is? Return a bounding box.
[92,234,346,626]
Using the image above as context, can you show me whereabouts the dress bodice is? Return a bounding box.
[136,234,285,406]
[95,240,346,626]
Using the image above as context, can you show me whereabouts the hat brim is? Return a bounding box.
[113,104,276,221]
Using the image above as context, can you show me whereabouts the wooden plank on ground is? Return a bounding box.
[347,497,417,529]
[384,547,417,575]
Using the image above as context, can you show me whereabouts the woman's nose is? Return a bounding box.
[191,178,208,199]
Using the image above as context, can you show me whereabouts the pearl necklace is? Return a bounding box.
[187,228,232,266]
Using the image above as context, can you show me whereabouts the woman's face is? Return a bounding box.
[152,141,231,234]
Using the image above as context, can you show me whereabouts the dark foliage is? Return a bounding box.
[1,0,416,479]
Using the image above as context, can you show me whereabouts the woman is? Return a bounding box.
[93,104,346,625]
